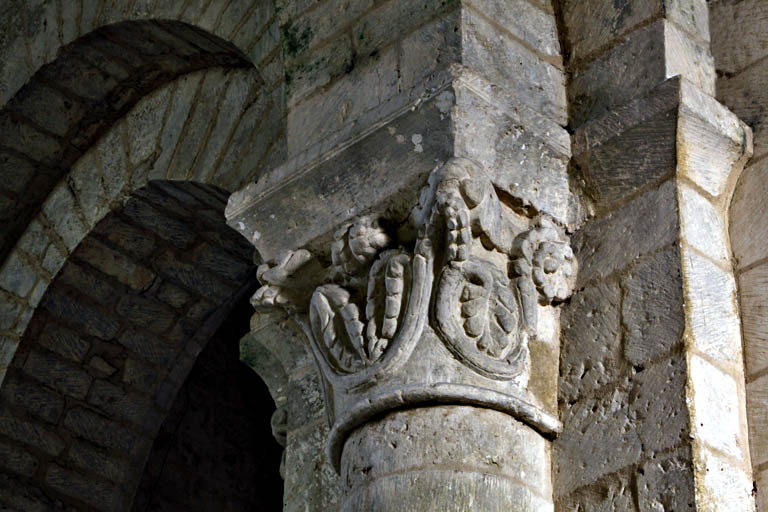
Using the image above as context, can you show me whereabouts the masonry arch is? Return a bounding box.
[0,6,294,509]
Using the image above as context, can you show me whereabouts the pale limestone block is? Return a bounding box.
[96,125,129,202]
[125,84,171,167]
[42,183,87,252]
[461,7,566,124]
[283,421,340,512]
[695,448,755,512]
[287,0,373,59]
[25,0,60,76]
[738,264,768,377]
[710,0,768,74]
[682,247,743,365]
[467,0,560,57]
[746,373,768,467]
[16,220,52,263]
[557,470,637,511]
[285,35,353,108]
[731,159,768,269]
[69,151,110,229]
[666,0,710,42]
[689,355,745,461]
[664,21,714,96]
[678,183,729,264]
[678,80,752,198]
[286,46,399,157]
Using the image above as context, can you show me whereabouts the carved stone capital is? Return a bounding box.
[253,158,577,470]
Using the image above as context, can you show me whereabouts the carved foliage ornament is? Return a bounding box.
[251,158,576,379]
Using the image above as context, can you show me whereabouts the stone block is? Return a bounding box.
[124,85,170,167]
[121,197,196,250]
[559,279,622,402]
[88,379,162,431]
[283,421,340,512]
[572,179,678,287]
[23,349,93,399]
[284,0,372,60]
[116,294,175,334]
[37,324,90,364]
[468,0,560,57]
[637,447,696,511]
[41,242,65,275]
[246,311,313,374]
[286,35,353,107]
[695,448,755,512]
[0,150,36,196]
[682,246,743,365]
[570,21,713,128]
[630,354,688,454]
[555,384,642,496]
[622,246,684,366]
[287,44,399,156]
[41,291,120,340]
[118,329,178,367]
[166,70,230,180]
[0,251,39,299]
[39,52,119,103]
[555,469,637,511]
[0,294,21,331]
[453,79,572,223]
[45,464,124,512]
[156,281,193,309]
[710,0,768,75]
[677,86,751,200]
[0,112,65,166]
[461,6,566,124]
[731,159,768,270]
[0,439,38,477]
[63,407,139,454]
[575,102,678,209]
[746,372,768,467]
[10,81,86,137]
[353,0,455,58]
[690,355,746,461]
[69,151,110,229]
[738,263,768,377]
[190,69,260,182]
[678,183,729,264]
[758,469,768,512]
[67,440,130,485]
[0,404,65,456]
[397,11,460,95]
[189,243,253,281]
[154,250,236,302]
[57,261,118,303]
[151,72,204,179]
[0,376,65,424]
[560,0,662,63]
[42,182,88,252]
[93,216,156,260]
[123,358,164,394]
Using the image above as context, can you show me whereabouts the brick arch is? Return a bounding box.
[0,9,285,268]
[0,178,261,510]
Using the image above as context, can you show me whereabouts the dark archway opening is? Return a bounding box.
[131,292,283,511]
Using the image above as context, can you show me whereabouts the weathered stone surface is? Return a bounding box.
[694,448,755,512]
[622,247,684,365]
[0,439,38,477]
[573,179,678,287]
[678,183,729,263]
[559,279,622,402]
[0,404,65,456]
[710,0,768,75]
[23,349,92,399]
[731,158,768,269]
[682,247,743,365]
[41,291,120,340]
[284,421,340,512]
[556,469,637,511]
[37,324,91,363]
[738,263,768,377]
[76,238,156,291]
[746,372,768,468]
[63,407,139,454]
[45,464,125,512]
[0,377,64,424]
[638,448,696,511]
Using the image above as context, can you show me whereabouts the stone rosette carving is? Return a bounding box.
[251,157,576,470]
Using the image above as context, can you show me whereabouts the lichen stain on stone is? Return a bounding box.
[282,22,313,58]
